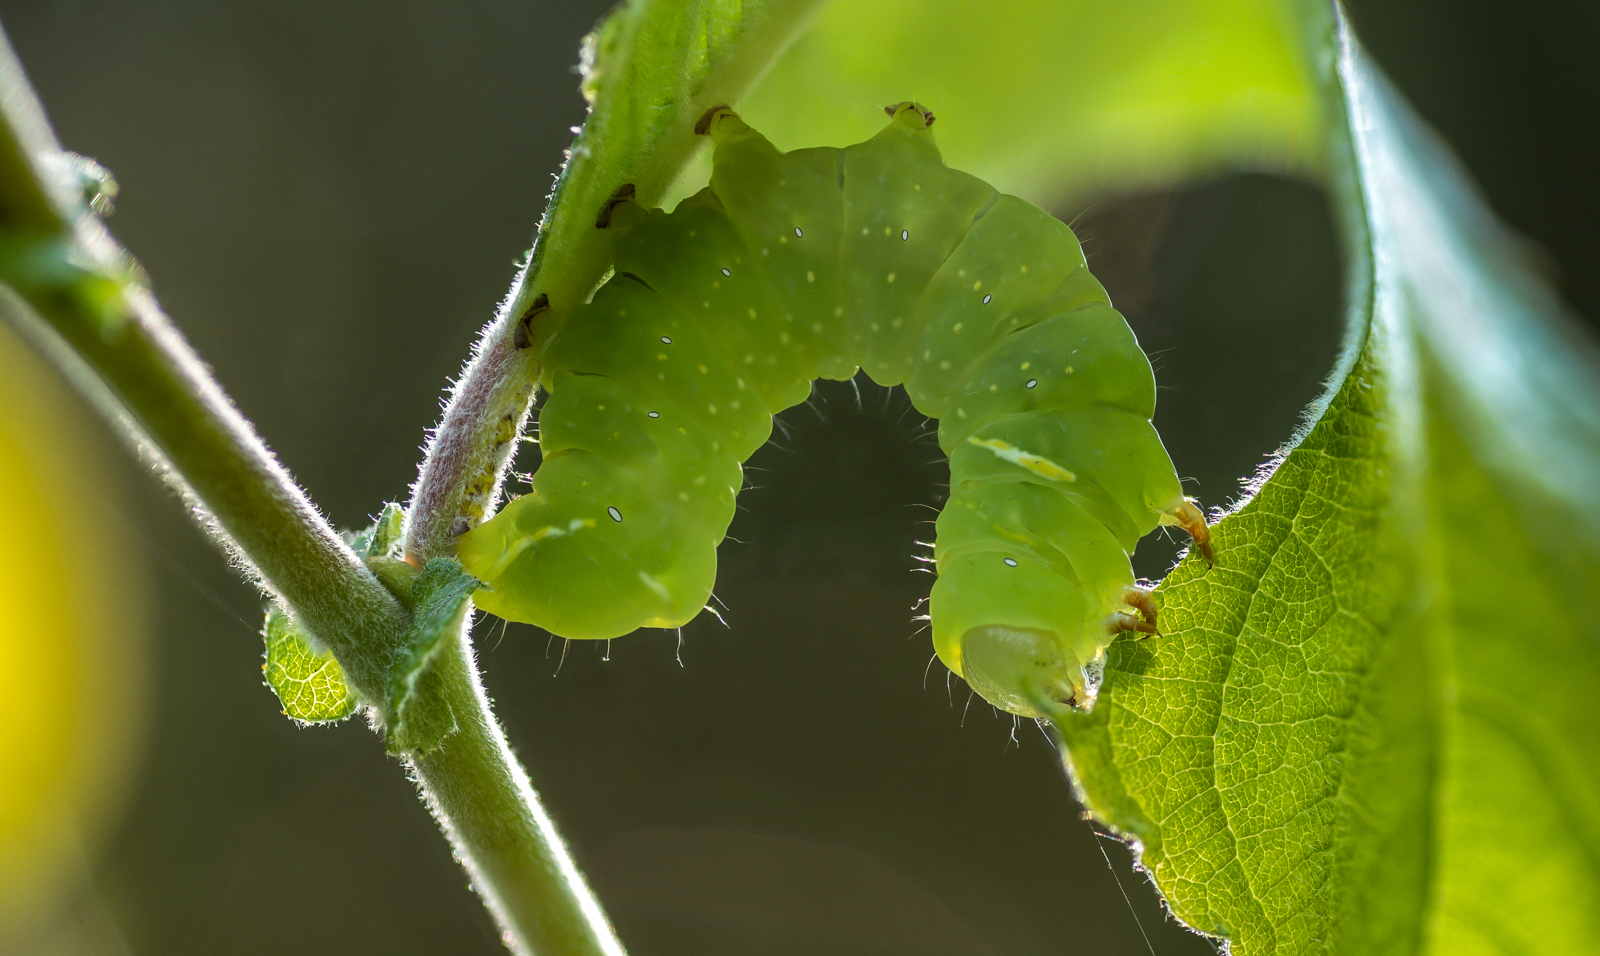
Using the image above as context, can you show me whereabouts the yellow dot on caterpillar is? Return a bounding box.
[973,280,983,291]
[956,407,967,418]
[806,271,815,283]
[884,226,891,236]
[891,317,903,329]
[657,353,667,360]
[699,364,709,373]
[779,332,790,344]
[779,236,787,244]
[748,308,757,318]
[870,322,880,332]
[707,405,717,414]
[736,377,746,388]
[953,323,963,332]
[679,492,690,501]
[693,475,706,485]
[712,281,719,288]
[744,354,754,363]
[887,273,896,283]
[730,401,740,409]
[914,183,921,190]
[1065,366,1074,374]
[989,384,998,392]
[940,360,951,370]
[811,323,823,333]
[596,404,605,411]
[1021,361,1031,370]
[834,306,844,317]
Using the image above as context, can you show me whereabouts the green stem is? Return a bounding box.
[0,30,408,693]
[0,24,623,954]
[411,630,626,956]
[0,281,409,700]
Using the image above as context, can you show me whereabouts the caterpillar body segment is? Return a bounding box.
[457,103,1205,714]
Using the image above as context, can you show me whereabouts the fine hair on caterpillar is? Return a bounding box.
[458,102,1211,717]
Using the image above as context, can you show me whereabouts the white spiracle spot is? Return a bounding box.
[607,506,623,522]
[721,267,732,277]
[901,229,909,240]
[1026,378,1038,389]
[794,227,803,238]
[647,410,660,418]
[660,335,672,344]
[1003,557,1019,567]
[982,293,993,305]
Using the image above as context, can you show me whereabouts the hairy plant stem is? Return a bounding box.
[411,627,626,956]
[0,26,623,955]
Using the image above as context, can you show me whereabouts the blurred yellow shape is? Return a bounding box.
[0,321,147,941]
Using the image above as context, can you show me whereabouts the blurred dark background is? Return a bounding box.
[0,0,1592,953]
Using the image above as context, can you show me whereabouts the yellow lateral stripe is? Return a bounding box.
[968,436,1076,482]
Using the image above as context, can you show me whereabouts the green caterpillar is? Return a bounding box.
[458,103,1210,715]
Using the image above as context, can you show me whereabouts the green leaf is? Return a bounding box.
[260,503,413,727]
[348,501,404,560]
[262,608,357,724]
[1052,8,1600,955]
[722,0,1317,209]
[524,0,826,314]
[384,558,479,756]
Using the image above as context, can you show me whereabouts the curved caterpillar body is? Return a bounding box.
[459,103,1209,714]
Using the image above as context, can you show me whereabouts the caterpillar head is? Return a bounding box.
[882,101,935,128]
[958,625,1099,718]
